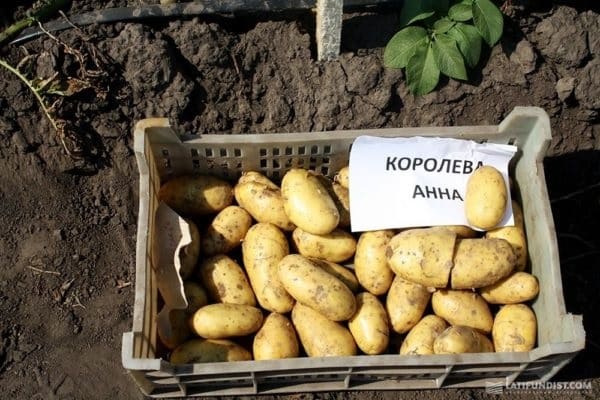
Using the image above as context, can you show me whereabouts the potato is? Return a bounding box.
[281,168,339,235]
[432,290,493,333]
[465,165,508,230]
[386,228,457,288]
[292,228,357,263]
[486,225,527,271]
[400,315,448,355]
[348,293,389,355]
[480,272,539,304]
[442,225,478,238]
[170,338,252,364]
[451,238,516,289]
[354,230,395,295]
[291,303,357,357]
[386,276,431,334]
[512,200,524,229]
[179,219,201,280]
[253,313,299,360]
[242,223,294,313]
[238,171,278,190]
[310,258,359,292]
[159,175,233,216]
[334,166,349,189]
[202,206,252,256]
[190,304,263,339]
[433,326,494,354]
[199,255,256,306]
[317,176,351,229]
[493,304,537,352]
[157,308,191,350]
[183,281,209,314]
[278,254,356,321]
[234,181,295,231]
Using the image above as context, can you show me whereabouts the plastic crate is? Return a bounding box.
[122,107,585,398]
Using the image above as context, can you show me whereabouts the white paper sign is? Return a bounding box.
[349,136,517,232]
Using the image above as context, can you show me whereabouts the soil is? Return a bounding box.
[0,1,599,399]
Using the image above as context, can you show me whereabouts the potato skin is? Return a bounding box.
[310,258,359,292]
[183,281,209,314]
[465,166,508,230]
[278,254,356,321]
[157,308,191,350]
[170,338,252,364]
[179,219,201,280]
[234,181,295,231]
[253,313,299,360]
[190,304,263,339]
[291,303,357,357]
[386,228,457,288]
[349,293,389,355]
[281,169,339,235]
[451,238,516,289]
[238,171,278,190]
[512,200,524,229]
[292,228,357,263]
[199,255,256,306]
[480,272,539,304]
[443,225,478,238]
[335,166,349,189]
[493,304,537,352]
[432,290,493,333]
[202,206,253,256]
[242,223,294,313]
[400,315,448,355]
[159,175,233,216]
[354,230,395,295]
[486,226,528,271]
[433,326,494,354]
[386,276,431,334]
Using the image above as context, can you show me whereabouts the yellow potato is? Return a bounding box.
[400,315,448,355]
[278,254,356,321]
[291,303,357,357]
[512,200,524,229]
[386,228,457,288]
[253,313,299,360]
[348,293,389,355]
[157,308,190,350]
[159,175,233,216]
[199,255,256,306]
[190,304,263,339]
[179,219,201,280]
[310,258,359,292]
[443,225,478,238]
[493,304,537,352]
[354,230,395,295]
[451,238,516,289]
[432,290,493,333]
[234,181,295,231]
[433,326,494,354]
[202,206,253,256]
[317,176,351,229]
[486,225,528,271]
[292,227,357,263]
[183,281,209,314]
[334,166,349,189]
[281,168,339,235]
[480,272,539,304]
[386,276,431,334]
[170,338,252,364]
[242,223,294,313]
[465,165,508,230]
[237,171,278,190]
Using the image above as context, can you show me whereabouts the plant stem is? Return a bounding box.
[0,0,71,45]
[0,58,57,130]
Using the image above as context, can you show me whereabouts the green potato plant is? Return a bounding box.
[384,0,504,95]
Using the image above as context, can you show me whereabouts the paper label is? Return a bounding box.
[348,136,517,232]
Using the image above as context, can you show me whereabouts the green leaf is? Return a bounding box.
[473,0,504,46]
[383,27,428,69]
[447,23,482,68]
[399,0,449,26]
[434,17,455,34]
[406,42,440,95]
[448,3,473,21]
[432,33,468,80]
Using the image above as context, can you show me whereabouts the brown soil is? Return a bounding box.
[0,1,599,399]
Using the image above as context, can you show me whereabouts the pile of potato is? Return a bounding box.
[157,165,539,364]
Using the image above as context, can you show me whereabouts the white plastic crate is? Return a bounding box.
[122,107,585,398]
